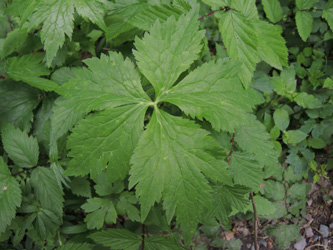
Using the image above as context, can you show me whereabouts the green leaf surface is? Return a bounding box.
[56,243,93,250]
[145,236,185,250]
[28,0,74,66]
[1,123,39,168]
[322,1,333,31]
[59,53,151,114]
[235,115,279,167]
[220,185,250,213]
[264,180,285,201]
[217,10,258,86]
[161,58,262,132]
[261,0,283,23]
[308,137,326,149]
[283,130,308,144]
[73,0,107,30]
[296,0,314,9]
[230,0,258,20]
[5,54,59,92]
[69,177,91,198]
[267,224,301,249]
[133,6,204,97]
[253,196,276,216]
[116,192,140,222]
[255,21,288,70]
[128,3,190,31]
[129,109,231,243]
[230,152,264,191]
[0,80,42,131]
[1,28,28,58]
[81,198,117,229]
[31,167,64,217]
[89,229,141,250]
[0,157,22,234]
[296,11,313,42]
[65,104,147,180]
[293,92,322,109]
[35,208,61,239]
[273,109,290,131]
[272,68,296,95]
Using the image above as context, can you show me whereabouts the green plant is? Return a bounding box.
[0,0,332,249]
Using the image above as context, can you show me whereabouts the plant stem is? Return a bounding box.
[197,7,230,21]
[227,133,235,164]
[250,191,258,250]
[141,224,145,250]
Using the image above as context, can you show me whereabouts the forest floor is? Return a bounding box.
[196,174,333,250]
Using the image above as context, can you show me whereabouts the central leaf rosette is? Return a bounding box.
[58,5,267,241]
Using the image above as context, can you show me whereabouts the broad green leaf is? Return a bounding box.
[145,236,185,250]
[272,68,296,95]
[0,157,22,234]
[202,0,228,7]
[65,104,148,179]
[217,10,258,86]
[230,152,264,191]
[5,54,59,92]
[255,21,288,70]
[283,130,308,144]
[69,177,91,198]
[116,192,140,222]
[128,3,190,31]
[133,6,204,97]
[219,185,250,213]
[266,224,301,249]
[288,183,308,200]
[210,185,232,229]
[308,137,326,149]
[35,208,61,240]
[296,11,313,42]
[235,115,279,167]
[81,198,117,229]
[230,0,258,20]
[31,167,64,217]
[0,80,42,131]
[89,229,141,250]
[161,59,263,132]
[323,77,333,88]
[252,196,276,216]
[296,0,314,9]
[28,0,74,66]
[59,53,151,113]
[27,0,107,65]
[57,243,93,250]
[50,97,85,142]
[1,123,39,168]
[273,109,290,131]
[129,109,230,243]
[322,1,333,31]
[261,0,283,23]
[293,92,322,109]
[1,28,28,58]
[73,0,107,30]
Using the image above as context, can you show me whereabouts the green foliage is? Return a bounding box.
[0,0,332,249]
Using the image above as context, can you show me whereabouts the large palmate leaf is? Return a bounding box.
[81,198,117,229]
[0,157,22,234]
[59,53,151,114]
[1,123,39,168]
[89,229,141,250]
[27,0,108,65]
[5,54,59,92]
[230,152,264,191]
[235,115,279,167]
[217,10,258,86]
[129,109,231,242]
[160,59,263,132]
[133,6,204,97]
[65,104,147,179]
